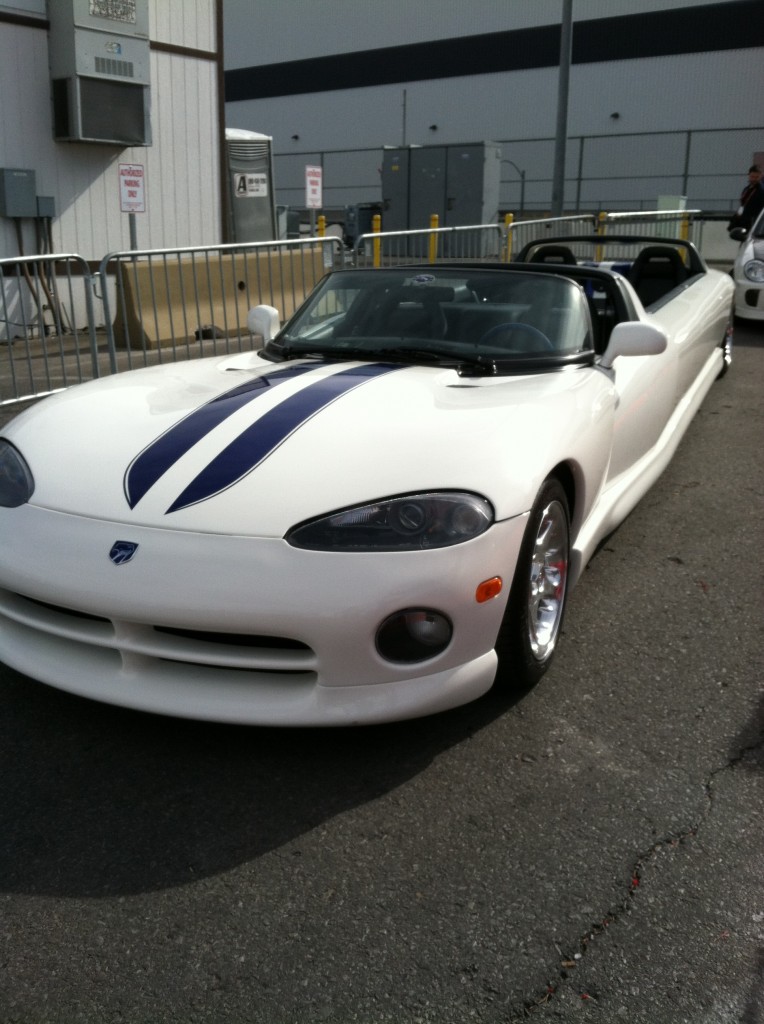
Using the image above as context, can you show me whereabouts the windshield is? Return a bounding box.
[266,268,594,372]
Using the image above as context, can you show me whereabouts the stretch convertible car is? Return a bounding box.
[0,236,733,725]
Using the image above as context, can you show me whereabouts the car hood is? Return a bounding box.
[6,353,601,535]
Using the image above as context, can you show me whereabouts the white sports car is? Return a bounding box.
[730,208,764,320]
[0,236,733,725]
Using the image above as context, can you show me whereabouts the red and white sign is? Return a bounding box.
[119,163,145,213]
[305,165,323,209]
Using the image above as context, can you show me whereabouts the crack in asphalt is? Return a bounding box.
[508,735,764,1020]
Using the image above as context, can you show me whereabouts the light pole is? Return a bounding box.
[551,0,573,217]
[502,160,526,214]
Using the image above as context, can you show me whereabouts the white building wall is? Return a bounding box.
[0,0,221,263]
[151,0,215,50]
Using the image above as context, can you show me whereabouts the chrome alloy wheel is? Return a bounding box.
[527,498,569,662]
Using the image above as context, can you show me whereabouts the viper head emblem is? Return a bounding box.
[109,540,139,565]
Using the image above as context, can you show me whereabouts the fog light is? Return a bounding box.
[376,609,452,664]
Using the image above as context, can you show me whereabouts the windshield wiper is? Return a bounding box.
[267,340,495,372]
[280,341,477,363]
[388,348,494,370]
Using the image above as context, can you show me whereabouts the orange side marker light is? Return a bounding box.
[476,577,503,603]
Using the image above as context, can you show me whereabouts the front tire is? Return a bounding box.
[495,478,570,691]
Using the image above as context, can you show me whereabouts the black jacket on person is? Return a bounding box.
[729,181,764,232]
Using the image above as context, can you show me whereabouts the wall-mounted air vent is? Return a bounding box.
[48,0,150,146]
[94,57,135,77]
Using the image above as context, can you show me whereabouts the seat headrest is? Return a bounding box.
[529,245,577,265]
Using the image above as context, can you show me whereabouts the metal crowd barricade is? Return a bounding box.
[596,209,701,259]
[98,237,344,373]
[0,253,100,410]
[505,214,598,260]
[353,222,506,268]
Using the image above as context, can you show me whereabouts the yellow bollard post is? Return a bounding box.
[504,212,514,262]
[679,215,690,264]
[317,215,326,237]
[596,211,607,263]
[372,213,381,268]
[428,214,439,264]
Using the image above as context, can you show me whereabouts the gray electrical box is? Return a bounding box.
[37,195,56,218]
[225,129,277,243]
[381,142,502,253]
[0,168,37,218]
[48,0,151,146]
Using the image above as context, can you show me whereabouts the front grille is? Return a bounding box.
[2,590,316,677]
[22,595,109,623]
[153,625,310,650]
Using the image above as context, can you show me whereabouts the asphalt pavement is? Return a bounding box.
[0,321,762,1023]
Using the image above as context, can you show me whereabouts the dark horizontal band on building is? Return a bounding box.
[225,0,763,102]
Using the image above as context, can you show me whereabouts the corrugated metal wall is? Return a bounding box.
[0,0,221,263]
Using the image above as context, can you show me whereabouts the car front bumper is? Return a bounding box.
[733,279,764,320]
[0,505,528,725]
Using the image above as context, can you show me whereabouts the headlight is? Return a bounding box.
[0,440,34,507]
[286,491,494,551]
[743,259,764,283]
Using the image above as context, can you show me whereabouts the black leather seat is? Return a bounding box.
[628,246,688,306]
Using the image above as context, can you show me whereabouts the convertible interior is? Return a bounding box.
[267,237,704,371]
[276,268,604,368]
[517,235,703,309]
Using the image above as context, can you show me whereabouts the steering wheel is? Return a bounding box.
[478,322,554,352]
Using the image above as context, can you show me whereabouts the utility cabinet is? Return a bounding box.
[48,0,151,146]
[0,168,37,218]
[381,142,502,232]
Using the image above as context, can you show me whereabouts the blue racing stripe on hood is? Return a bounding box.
[166,362,402,513]
[125,362,318,508]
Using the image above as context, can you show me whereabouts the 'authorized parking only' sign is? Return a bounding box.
[119,163,145,213]
[305,165,322,209]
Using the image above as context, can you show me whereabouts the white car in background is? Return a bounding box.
[0,235,733,725]
[730,208,764,321]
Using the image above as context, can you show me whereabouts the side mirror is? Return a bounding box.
[247,304,280,343]
[600,321,668,369]
[728,227,748,243]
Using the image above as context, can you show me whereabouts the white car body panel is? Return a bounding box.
[0,248,734,724]
[604,273,730,484]
[11,357,613,534]
[731,212,764,320]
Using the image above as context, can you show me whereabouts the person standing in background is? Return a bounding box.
[728,165,764,233]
